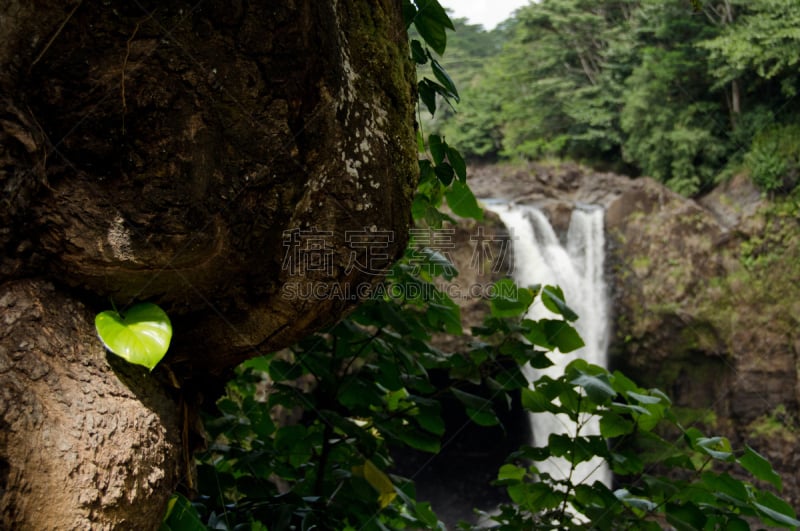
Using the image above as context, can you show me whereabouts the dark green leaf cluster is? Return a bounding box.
[485,362,800,530]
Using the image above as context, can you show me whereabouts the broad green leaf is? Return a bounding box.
[428,134,446,165]
[542,320,585,353]
[160,493,205,531]
[268,359,304,381]
[445,180,483,220]
[723,517,752,531]
[627,391,663,405]
[700,471,749,502]
[541,285,579,321]
[521,387,555,413]
[401,0,417,28]
[451,387,492,410]
[615,489,658,512]
[431,59,459,101]
[497,464,526,482]
[599,412,635,438]
[397,427,440,453]
[446,146,466,182]
[434,162,454,186]
[508,482,561,511]
[416,410,445,436]
[466,407,500,426]
[755,501,800,528]
[95,302,172,371]
[418,79,437,115]
[696,437,734,461]
[275,425,313,467]
[411,0,453,55]
[665,502,707,531]
[410,39,427,65]
[413,501,439,528]
[755,491,800,527]
[738,445,782,491]
[571,372,616,403]
[490,280,533,317]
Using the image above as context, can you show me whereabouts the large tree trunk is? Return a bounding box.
[0,279,183,529]
[1,0,417,528]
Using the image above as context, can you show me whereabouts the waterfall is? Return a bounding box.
[486,203,611,487]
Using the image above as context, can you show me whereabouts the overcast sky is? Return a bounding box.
[438,0,531,29]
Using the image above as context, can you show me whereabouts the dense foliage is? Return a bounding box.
[429,0,800,196]
[160,2,800,530]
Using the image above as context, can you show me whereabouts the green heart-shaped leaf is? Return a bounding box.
[95,302,172,371]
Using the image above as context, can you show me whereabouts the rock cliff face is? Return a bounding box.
[469,162,800,507]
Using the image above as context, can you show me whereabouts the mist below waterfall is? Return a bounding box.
[486,203,611,487]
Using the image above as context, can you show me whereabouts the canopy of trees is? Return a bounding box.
[431,0,800,195]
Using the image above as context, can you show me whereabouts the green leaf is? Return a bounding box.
[410,39,427,65]
[95,302,172,371]
[418,79,437,115]
[696,437,734,461]
[497,463,526,483]
[446,146,467,182]
[508,482,562,511]
[571,372,616,403]
[397,427,441,453]
[521,387,555,413]
[434,162,454,186]
[451,387,492,410]
[275,425,313,467]
[411,0,453,55]
[542,320,585,353]
[738,445,782,491]
[268,359,304,381]
[415,410,445,436]
[541,285,579,321]
[665,502,707,531]
[615,489,658,512]
[402,0,417,28]
[700,472,749,502]
[755,490,800,527]
[431,59,459,101]
[599,412,635,438]
[627,391,663,405]
[490,280,533,317]
[755,500,800,528]
[429,134,446,165]
[466,407,500,426]
[445,180,483,220]
[160,493,205,531]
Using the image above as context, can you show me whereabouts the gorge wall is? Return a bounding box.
[468,163,800,508]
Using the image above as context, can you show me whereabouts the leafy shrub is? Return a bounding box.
[745,124,800,193]
[160,3,799,529]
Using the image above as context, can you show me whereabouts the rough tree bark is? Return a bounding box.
[0,0,417,528]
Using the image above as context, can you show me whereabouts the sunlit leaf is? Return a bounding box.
[352,459,397,509]
[95,302,172,371]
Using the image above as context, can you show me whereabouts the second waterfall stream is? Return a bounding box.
[486,202,612,487]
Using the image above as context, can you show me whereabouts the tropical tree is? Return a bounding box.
[0,1,417,528]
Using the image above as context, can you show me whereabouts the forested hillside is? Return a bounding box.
[429,0,800,196]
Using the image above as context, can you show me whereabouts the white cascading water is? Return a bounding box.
[486,203,611,487]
